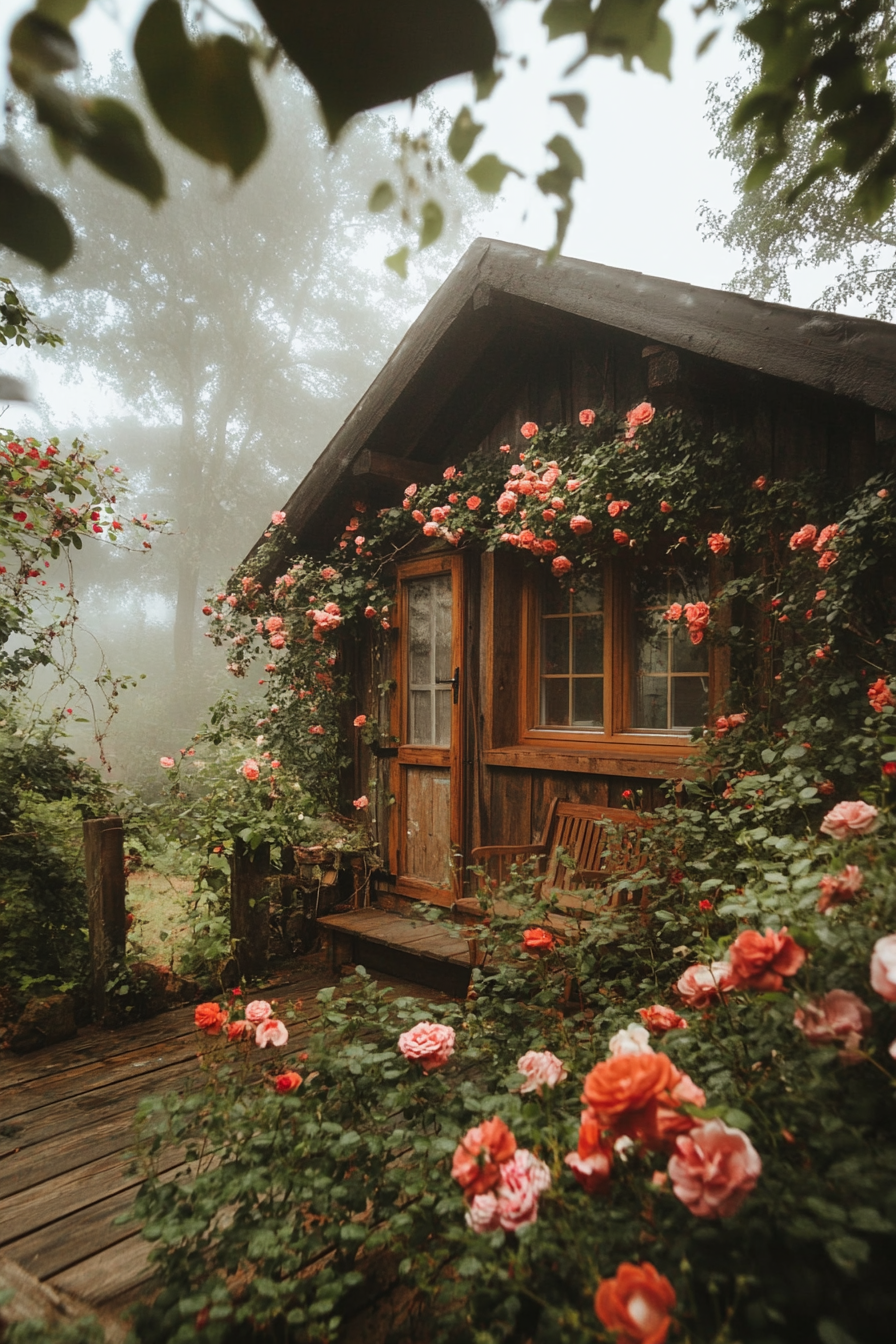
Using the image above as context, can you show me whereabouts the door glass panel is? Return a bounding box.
[407,574,453,746]
[405,767,452,886]
[631,569,709,731]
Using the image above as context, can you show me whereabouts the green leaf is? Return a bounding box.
[456,1255,482,1277]
[466,152,521,194]
[0,146,73,271]
[385,246,409,279]
[825,1234,870,1271]
[818,1323,860,1344]
[448,105,484,163]
[543,0,593,42]
[10,11,78,77]
[36,0,90,21]
[253,0,497,139]
[368,180,395,213]
[135,0,267,178]
[543,132,583,180]
[550,92,588,128]
[77,97,165,202]
[638,16,672,78]
[419,199,444,249]
[473,66,502,101]
[696,26,720,57]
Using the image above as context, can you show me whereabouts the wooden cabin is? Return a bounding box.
[247,237,896,929]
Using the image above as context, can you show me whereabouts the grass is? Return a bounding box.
[126,869,194,970]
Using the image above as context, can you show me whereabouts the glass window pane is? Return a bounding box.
[541,619,569,676]
[433,575,453,684]
[632,675,668,730]
[541,678,569,726]
[411,690,432,744]
[672,626,710,673]
[434,689,452,746]
[573,677,603,727]
[672,677,708,729]
[572,576,603,613]
[635,609,669,675]
[573,614,603,674]
[542,580,568,615]
[408,583,432,685]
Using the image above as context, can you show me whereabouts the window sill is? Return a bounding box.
[482,741,701,778]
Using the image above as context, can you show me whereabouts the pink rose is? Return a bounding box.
[676,962,735,1008]
[566,478,582,492]
[817,864,864,914]
[570,514,593,535]
[353,714,367,727]
[240,758,260,782]
[271,510,286,526]
[637,1005,688,1034]
[160,756,175,769]
[255,1018,289,1048]
[488,1149,551,1231]
[353,795,369,809]
[520,421,539,439]
[245,999,273,1024]
[516,1049,568,1094]
[789,524,817,551]
[422,522,440,536]
[465,1192,500,1233]
[364,605,376,618]
[794,989,871,1056]
[820,800,879,840]
[608,1024,653,1057]
[668,1119,762,1218]
[269,633,285,648]
[579,408,596,426]
[707,532,730,556]
[564,1147,612,1193]
[663,603,682,623]
[551,555,572,576]
[817,549,838,569]
[443,465,457,480]
[814,523,839,552]
[404,483,417,498]
[496,491,517,516]
[870,933,896,1002]
[397,1020,456,1073]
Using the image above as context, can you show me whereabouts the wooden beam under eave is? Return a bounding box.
[351,450,442,485]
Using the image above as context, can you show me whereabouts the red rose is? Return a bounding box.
[728,927,806,991]
[595,1262,676,1344]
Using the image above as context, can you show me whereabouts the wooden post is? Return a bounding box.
[229,839,270,981]
[84,816,126,1022]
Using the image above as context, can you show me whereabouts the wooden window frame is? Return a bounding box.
[513,559,723,770]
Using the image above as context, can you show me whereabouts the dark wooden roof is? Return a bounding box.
[246,237,896,566]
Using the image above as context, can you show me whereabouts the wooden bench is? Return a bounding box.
[455,801,652,962]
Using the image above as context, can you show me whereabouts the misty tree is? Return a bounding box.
[17,60,482,673]
[701,66,896,320]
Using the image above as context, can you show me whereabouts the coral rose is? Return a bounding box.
[582,1052,676,1137]
[868,677,895,712]
[520,421,539,438]
[637,1005,688,1034]
[452,1117,517,1196]
[668,1119,761,1218]
[816,864,864,914]
[517,1049,568,1094]
[551,555,573,576]
[274,1071,303,1093]
[653,1067,706,1149]
[353,714,367,727]
[466,495,481,510]
[522,926,555,952]
[676,961,735,1008]
[397,1021,456,1073]
[194,1003,228,1035]
[707,532,730,555]
[271,510,286,525]
[727,927,807,991]
[496,491,517,516]
[870,933,896,1002]
[595,1262,676,1344]
[613,529,630,545]
[353,795,369,809]
[579,408,596,426]
[245,999,273,1024]
[820,800,879,840]
[794,989,871,1057]
[160,756,174,769]
[569,514,593,535]
[789,524,817,551]
[255,1019,289,1048]
[240,758,260,782]
[226,1020,252,1042]
[626,402,656,431]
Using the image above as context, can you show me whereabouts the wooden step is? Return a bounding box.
[317,907,471,997]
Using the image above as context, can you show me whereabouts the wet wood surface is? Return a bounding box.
[0,960,441,1330]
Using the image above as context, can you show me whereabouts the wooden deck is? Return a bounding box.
[0,959,445,1336]
[318,907,472,996]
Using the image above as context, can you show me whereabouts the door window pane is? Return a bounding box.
[631,569,709,732]
[407,574,453,746]
[539,575,603,729]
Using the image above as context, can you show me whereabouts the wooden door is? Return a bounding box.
[395,554,465,905]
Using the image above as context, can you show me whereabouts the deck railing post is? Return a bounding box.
[229,838,270,981]
[83,816,127,1022]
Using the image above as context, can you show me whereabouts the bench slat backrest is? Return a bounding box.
[540,801,649,895]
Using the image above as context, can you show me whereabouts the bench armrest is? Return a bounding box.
[469,844,546,861]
